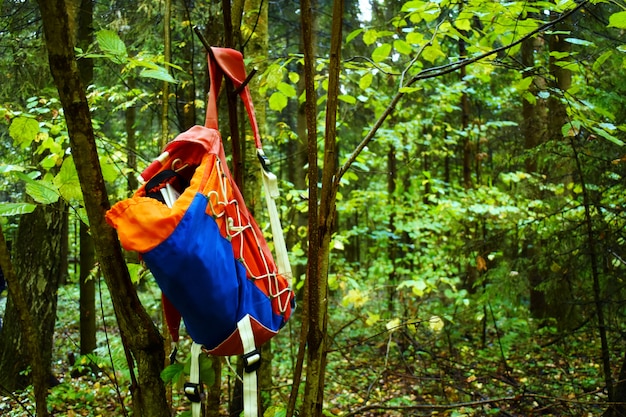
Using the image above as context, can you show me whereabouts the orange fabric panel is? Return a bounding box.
[106,154,215,253]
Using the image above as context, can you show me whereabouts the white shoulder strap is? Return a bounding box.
[238,314,261,417]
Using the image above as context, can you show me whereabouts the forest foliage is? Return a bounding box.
[2,0,626,416]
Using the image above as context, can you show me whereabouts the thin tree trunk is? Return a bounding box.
[0,201,66,417]
[36,2,170,415]
[298,0,320,411]
[80,222,96,354]
[521,30,549,320]
[301,0,343,415]
[76,0,97,355]
[161,0,172,149]
[387,145,397,315]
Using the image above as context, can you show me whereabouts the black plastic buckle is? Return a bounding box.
[257,152,271,172]
[169,345,178,364]
[242,349,262,373]
[184,382,205,403]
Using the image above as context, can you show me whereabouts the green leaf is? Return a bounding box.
[100,156,118,184]
[592,50,612,73]
[393,39,413,55]
[363,29,378,46]
[515,77,533,92]
[96,30,128,63]
[139,67,176,83]
[455,18,471,32]
[277,81,297,98]
[0,164,27,174]
[54,157,83,202]
[0,202,37,216]
[346,28,363,43]
[371,44,391,62]
[338,94,357,104]
[399,86,422,94]
[199,355,215,387]
[288,71,299,84]
[264,63,285,89]
[406,31,425,45]
[15,172,60,204]
[269,92,288,112]
[263,406,287,417]
[608,11,626,29]
[564,38,594,47]
[160,363,185,384]
[421,43,445,63]
[591,126,625,146]
[9,117,40,149]
[359,72,373,90]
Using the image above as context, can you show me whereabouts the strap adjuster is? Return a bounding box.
[184,382,205,403]
[242,349,262,373]
[257,150,271,172]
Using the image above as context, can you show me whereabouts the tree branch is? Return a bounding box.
[336,0,589,184]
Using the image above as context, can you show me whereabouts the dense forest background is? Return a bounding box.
[2,0,626,416]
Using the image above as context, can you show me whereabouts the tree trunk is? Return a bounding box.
[0,201,66,416]
[126,77,139,194]
[161,0,172,149]
[79,222,96,354]
[36,2,170,415]
[75,0,97,355]
[0,230,48,417]
[301,0,343,415]
[521,31,549,321]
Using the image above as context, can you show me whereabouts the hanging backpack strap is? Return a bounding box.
[208,47,293,287]
[186,342,204,417]
[203,47,293,417]
[237,314,261,417]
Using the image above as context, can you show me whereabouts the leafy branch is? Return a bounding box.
[336,0,589,184]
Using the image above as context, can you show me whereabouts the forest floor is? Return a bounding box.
[0,283,613,416]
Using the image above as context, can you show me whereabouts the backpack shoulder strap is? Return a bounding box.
[205,47,262,150]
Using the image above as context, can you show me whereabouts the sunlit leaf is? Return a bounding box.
[608,11,626,29]
[393,39,413,55]
[0,202,37,216]
[277,81,297,98]
[15,172,60,204]
[591,126,625,146]
[346,28,363,43]
[96,29,128,63]
[421,43,445,63]
[429,316,444,332]
[54,156,83,202]
[363,29,378,46]
[139,67,176,83]
[371,44,391,62]
[359,72,373,90]
[338,94,357,104]
[9,116,39,149]
[564,38,594,47]
[269,92,288,112]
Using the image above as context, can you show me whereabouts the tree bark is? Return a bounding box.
[79,222,96,354]
[301,0,343,415]
[35,2,170,416]
[161,0,172,149]
[0,201,66,416]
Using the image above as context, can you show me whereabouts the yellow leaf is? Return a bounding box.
[476,255,487,272]
[429,316,444,332]
[386,318,401,331]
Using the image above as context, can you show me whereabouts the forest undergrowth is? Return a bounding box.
[0,281,611,417]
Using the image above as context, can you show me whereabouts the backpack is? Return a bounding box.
[105,47,295,417]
